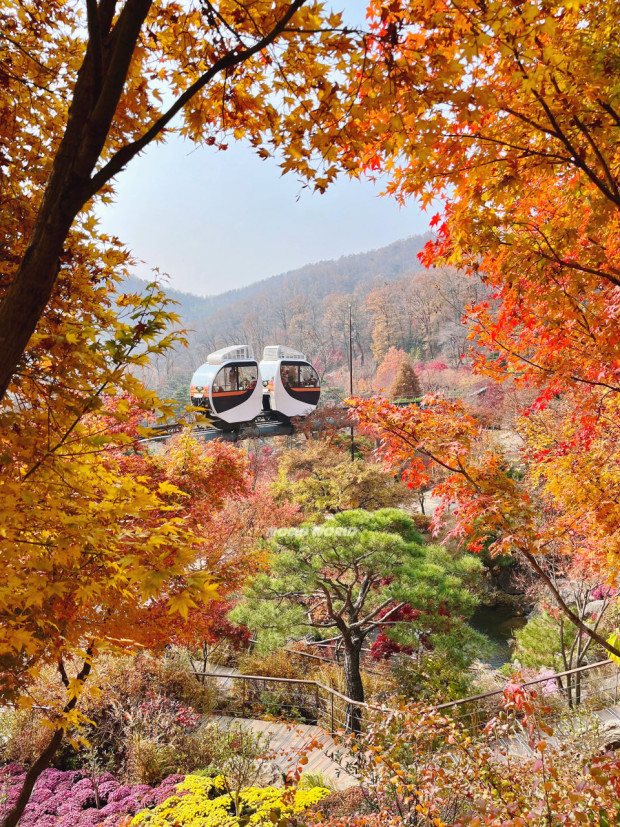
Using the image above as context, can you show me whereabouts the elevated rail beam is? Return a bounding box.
[140,420,294,445]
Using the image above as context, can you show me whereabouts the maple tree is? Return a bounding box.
[0,127,224,822]
[140,478,302,657]
[0,415,251,825]
[0,0,363,402]
[316,0,620,665]
[181,600,252,675]
[344,1,620,409]
[351,395,620,663]
[0,6,361,819]
[333,0,620,401]
[232,508,482,732]
[315,689,620,827]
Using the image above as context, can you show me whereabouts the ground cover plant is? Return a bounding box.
[0,638,212,773]
[0,651,251,785]
[0,765,184,827]
[130,774,330,827]
[0,701,313,825]
[0,766,331,827]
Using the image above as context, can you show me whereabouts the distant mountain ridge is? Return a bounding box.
[124,234,431,323]
[136,231,484,399]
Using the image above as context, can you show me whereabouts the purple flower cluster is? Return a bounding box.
[0,764,184,826]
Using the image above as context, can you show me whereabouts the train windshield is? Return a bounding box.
[214,364,258,393]
[280,362,319,388]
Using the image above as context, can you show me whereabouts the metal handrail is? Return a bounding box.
[199,658,615,713]
[435,659,614,712]
[191,657,617,735]
[195,670,377,710]
[192,669,391,734]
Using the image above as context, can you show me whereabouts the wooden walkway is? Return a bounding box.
[494,703,620,758]
[197,659,620,776]
[197,663,358,788]
[215,715,358,789]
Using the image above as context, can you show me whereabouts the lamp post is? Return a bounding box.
[349,303,354,462]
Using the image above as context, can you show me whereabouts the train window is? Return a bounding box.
[214,364,258,393]
[238,365,258,390]
[280,364,298,388]
[218,366,238,392]
[299,365,318,387]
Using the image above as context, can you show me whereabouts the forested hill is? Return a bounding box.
[137,231,486,399]
[125,234,431,323]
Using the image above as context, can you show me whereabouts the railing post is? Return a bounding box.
[331,692,334,736]
[242,677,246,714]
[315,683,319,724]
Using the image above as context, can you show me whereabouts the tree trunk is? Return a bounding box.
[0,0,310,404]
[0,187,89,402]
[1,728,66,827]
[343,639,365,733]
[0,0,154,403]
[1,655,92,827]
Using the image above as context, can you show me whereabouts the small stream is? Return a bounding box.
[469,605,528,669]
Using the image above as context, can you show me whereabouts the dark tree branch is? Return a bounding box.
[517,545,620,660]
[0,0,311,403]
[86,0,104,96]
[87,0,307,197]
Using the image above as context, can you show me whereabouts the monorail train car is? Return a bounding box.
[190,345,262,428]
[259,345,321,420]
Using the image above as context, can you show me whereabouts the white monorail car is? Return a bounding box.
[190,344,320,428]
[190,345,262,427]
[259,345,321,420]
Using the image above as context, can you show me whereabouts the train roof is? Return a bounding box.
[261,345,307,362]
[206,345,255,365]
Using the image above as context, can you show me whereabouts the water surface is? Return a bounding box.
[469,605,528,669]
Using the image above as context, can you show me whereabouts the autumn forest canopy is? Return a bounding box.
[2,0,620,824]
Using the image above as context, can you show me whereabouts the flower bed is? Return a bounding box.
[0,764,185,827]
[131,775,330,826]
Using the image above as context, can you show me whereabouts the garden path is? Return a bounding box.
[198,660,620,769]
[215,715,358,790]
[196,662,358,789]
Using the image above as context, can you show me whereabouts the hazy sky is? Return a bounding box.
[96,138,429,296]
[96,0,429,297]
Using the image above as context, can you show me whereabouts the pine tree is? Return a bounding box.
[232,508,482,732]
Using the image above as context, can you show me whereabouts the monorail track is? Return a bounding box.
[141,416,295,445]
